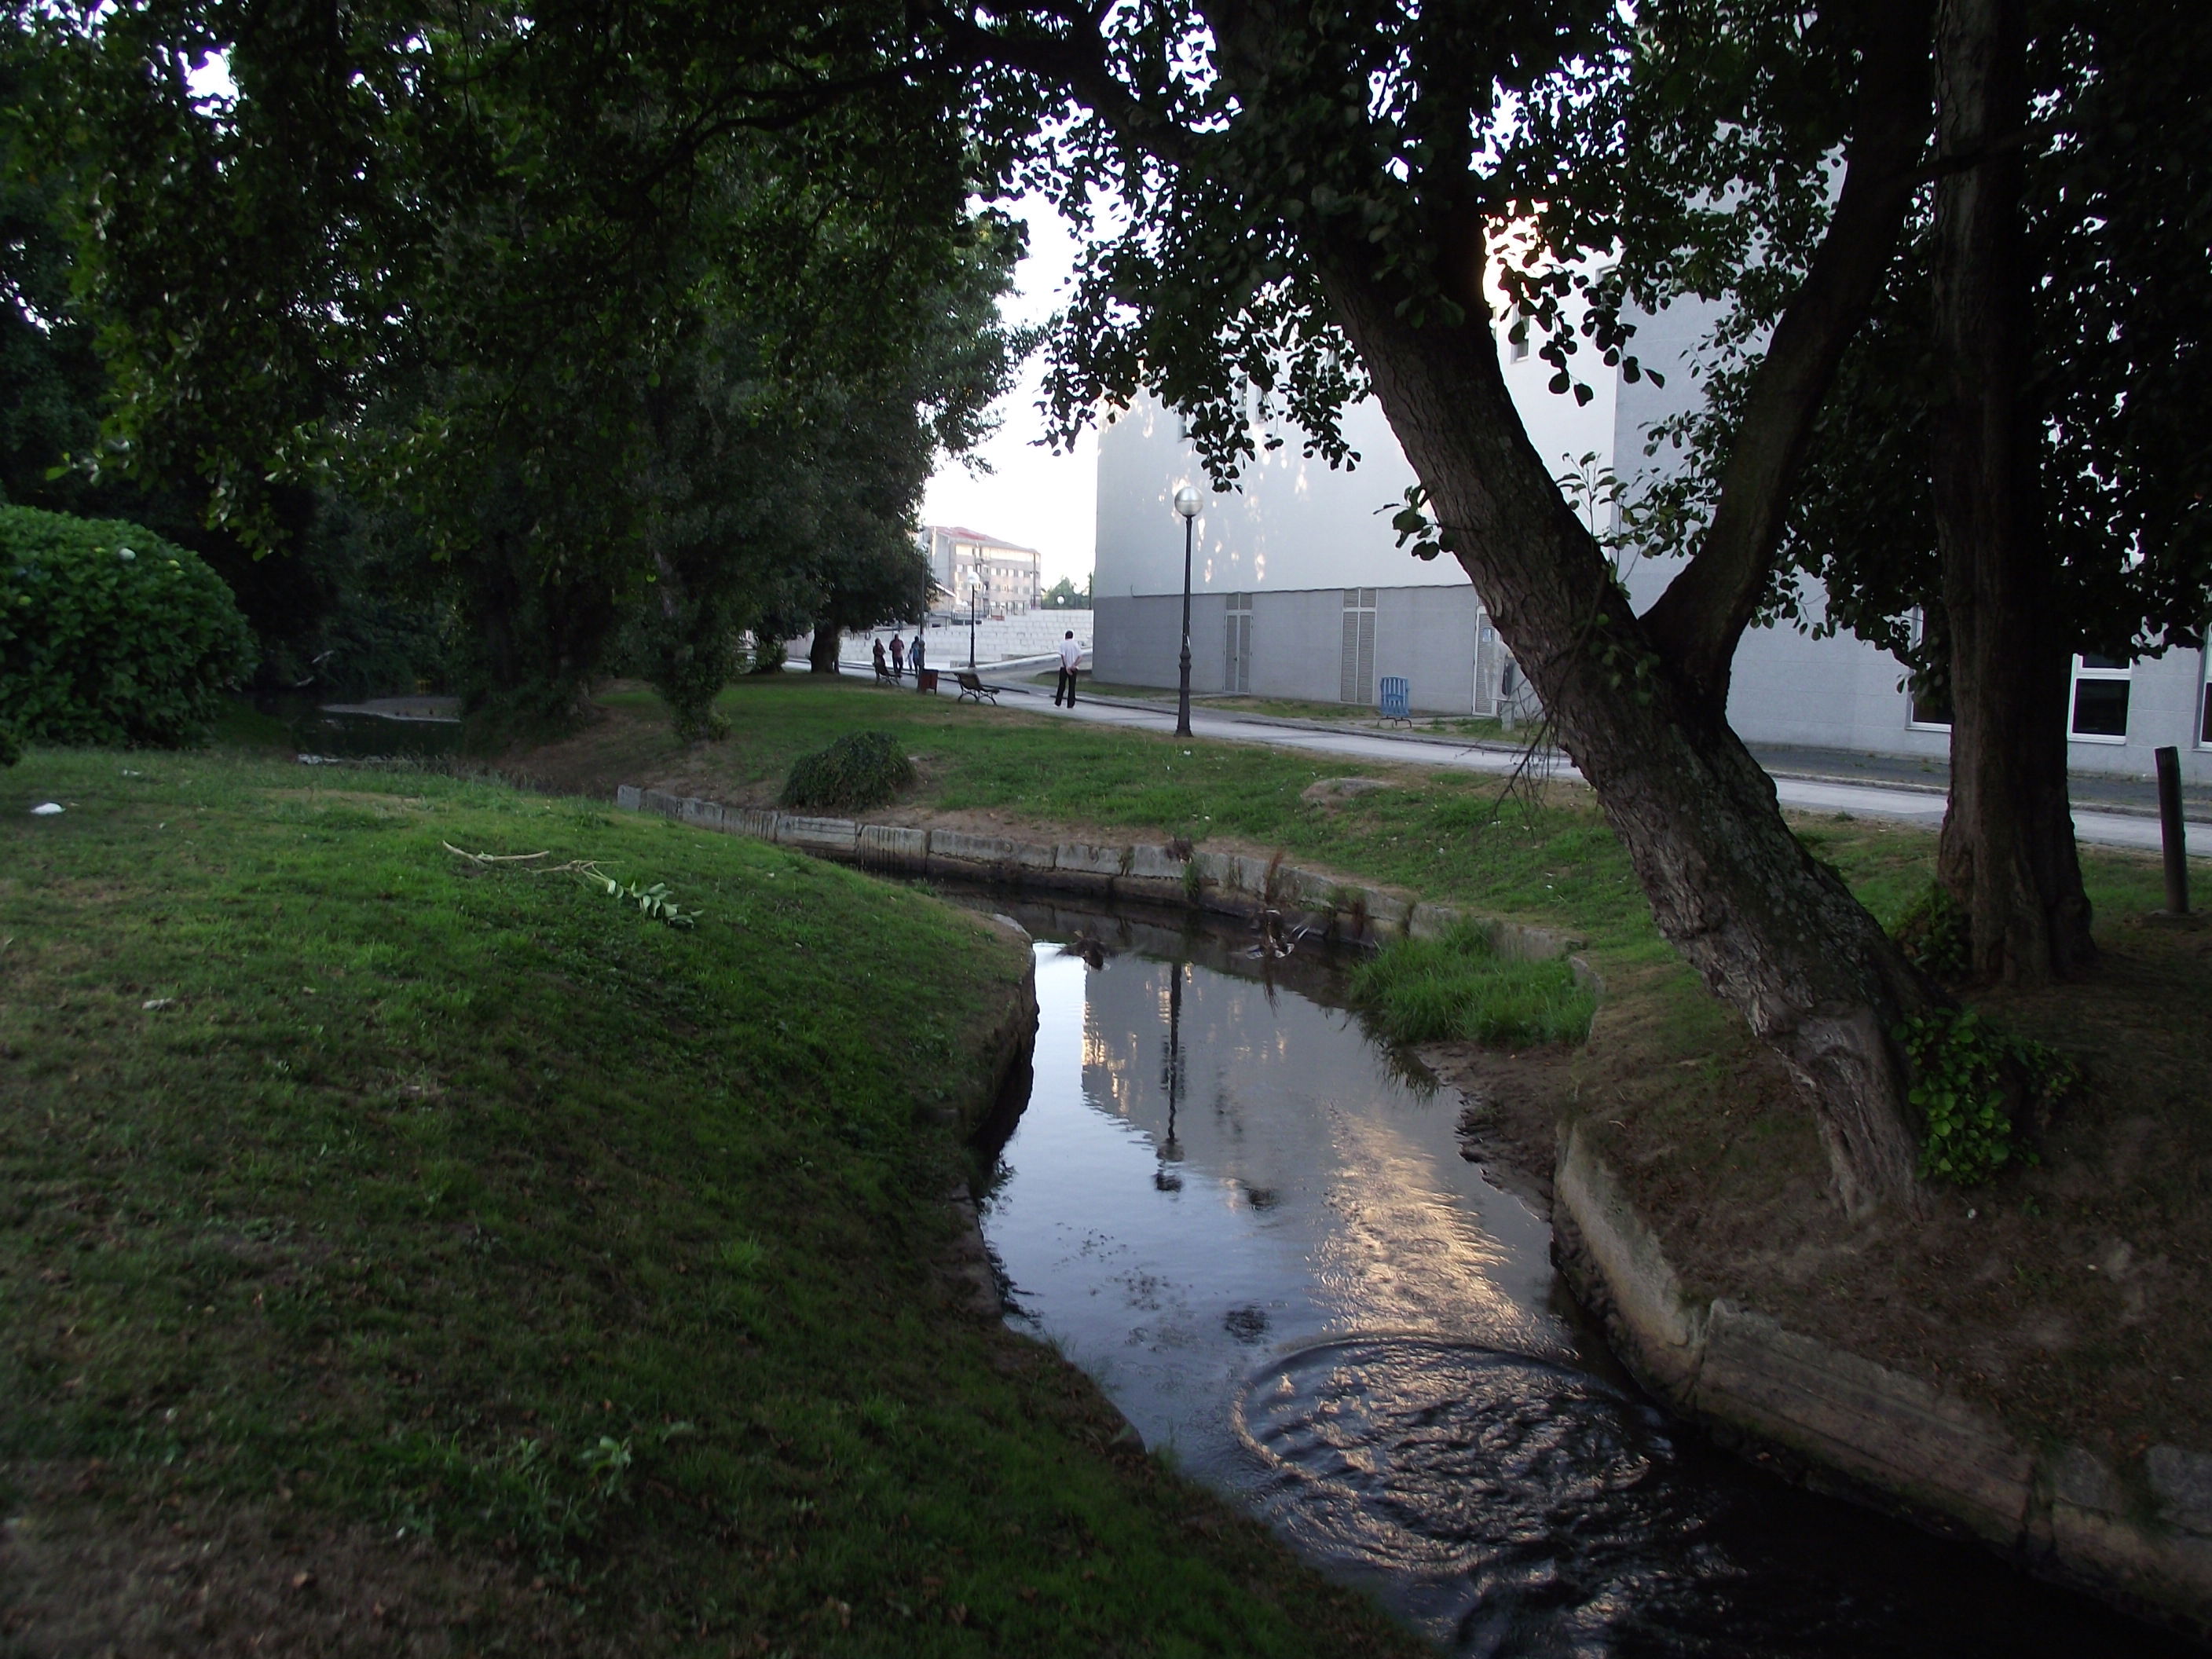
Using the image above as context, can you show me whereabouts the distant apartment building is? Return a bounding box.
[916,526,1042,613]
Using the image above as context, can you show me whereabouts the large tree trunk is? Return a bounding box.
[1930,0,2096,983]
[1320,260,1939,1215]
[808,627,840,673]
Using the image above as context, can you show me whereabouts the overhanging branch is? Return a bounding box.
[1640,0,1936,709]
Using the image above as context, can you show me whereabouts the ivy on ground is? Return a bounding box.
[1899,1007,2078,1185]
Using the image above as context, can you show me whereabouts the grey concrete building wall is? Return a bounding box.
[1243,588,1353,703]
[1375,584,1481,714]
[1094,594,1233,692]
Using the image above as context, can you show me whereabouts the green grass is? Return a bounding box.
[548,678,2177,987]
[1350,921,1598,1047]
[0,745,1426,1656]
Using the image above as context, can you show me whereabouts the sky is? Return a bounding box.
[920,197,1099,590]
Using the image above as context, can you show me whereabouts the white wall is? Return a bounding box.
[1094,353,1615,603]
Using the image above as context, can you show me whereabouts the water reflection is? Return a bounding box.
[975,902,2184,1658]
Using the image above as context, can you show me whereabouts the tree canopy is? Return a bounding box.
[9,0,1020,725]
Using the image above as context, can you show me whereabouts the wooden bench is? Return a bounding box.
[954,670,998,705]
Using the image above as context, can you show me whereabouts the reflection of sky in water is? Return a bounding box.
[978,932,2186,1659]
[983,947,1573,1485]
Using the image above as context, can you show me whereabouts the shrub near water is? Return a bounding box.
[1351,921,1596,1047]
[780,728,916,812]
[0,504,255,746]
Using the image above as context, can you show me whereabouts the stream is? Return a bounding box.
[971,896,2188,1658]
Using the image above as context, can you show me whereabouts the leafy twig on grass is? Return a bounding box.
[577,870,700,928]
[441,844,701,928]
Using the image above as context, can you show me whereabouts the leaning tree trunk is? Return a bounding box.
[1320,258,1940,1215]
[807,627,841,674]
[1930,0,2096,983]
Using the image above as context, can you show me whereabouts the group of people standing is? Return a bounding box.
[871,631,926,682]
[868,624,1085,705]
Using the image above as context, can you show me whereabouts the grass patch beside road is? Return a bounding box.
[0,747,1426,1657]
[515,676,2175,975]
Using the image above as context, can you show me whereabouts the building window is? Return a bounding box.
[2199,646,2212,749]
[1906,608,1952,730]
[2069,653,2132,743]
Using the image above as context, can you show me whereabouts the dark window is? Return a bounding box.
[1910,672,1953,729]
[2071,677,2131,738]
[2201,678,2211,746]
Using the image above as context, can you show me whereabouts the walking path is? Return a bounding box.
[887,669,2211,859]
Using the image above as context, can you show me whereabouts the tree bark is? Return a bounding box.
[1930,0,2096,983]
[808,627,840,673]
[1319,254,1939,1215]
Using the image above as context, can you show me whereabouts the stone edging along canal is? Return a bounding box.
[1554,1135,2212,1639]
[613,783,1599,971]
[615,783,2211,1639]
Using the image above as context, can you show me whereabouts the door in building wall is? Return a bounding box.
[1474,609,1503,716]
[1340,588,1377,705]
[1225,594,1252,694]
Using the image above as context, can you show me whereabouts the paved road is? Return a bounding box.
[951,672,2210,859]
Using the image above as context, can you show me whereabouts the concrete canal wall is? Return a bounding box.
[1553,1123,2212,1641]
[613,782,1597,980]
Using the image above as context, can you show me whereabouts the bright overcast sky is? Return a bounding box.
[921,196,1098,590]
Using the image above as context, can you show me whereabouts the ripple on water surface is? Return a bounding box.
[975,906,2190,1659]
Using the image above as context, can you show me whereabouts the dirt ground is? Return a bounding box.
[1424,912,2212,1467]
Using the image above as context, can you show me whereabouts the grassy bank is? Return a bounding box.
[514,674,2210,1469]
[516,676,2177,966]
[0,747,1426,1656]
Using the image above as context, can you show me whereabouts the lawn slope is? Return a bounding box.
[0,749,1427,1657]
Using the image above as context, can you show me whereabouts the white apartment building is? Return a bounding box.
[1093,306,2212,784]
[917,525,1042,614]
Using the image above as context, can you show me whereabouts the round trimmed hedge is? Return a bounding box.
[0,505,256,748]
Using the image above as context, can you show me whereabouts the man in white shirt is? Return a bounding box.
[1054,631,1082,707]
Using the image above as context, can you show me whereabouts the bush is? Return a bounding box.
[1349,921,1596,1048]
[779,731,916,813]
[0,505,256,747]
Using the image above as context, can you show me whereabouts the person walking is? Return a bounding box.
[1054,630,1082,707]
[871,637,889,682]
[909,629,926,679]
[888,633,906,679]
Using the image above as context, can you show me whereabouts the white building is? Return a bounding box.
[917,525,1042,614]
[1092,307,2212,783]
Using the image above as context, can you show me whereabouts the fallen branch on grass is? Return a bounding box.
[442,842,551,864]
[440,844,701,928]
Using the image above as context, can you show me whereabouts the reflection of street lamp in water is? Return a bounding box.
[1155,961,1186,1191]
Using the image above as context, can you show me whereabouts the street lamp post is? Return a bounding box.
[968,572,980,669]
[1173,484,1201,737]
